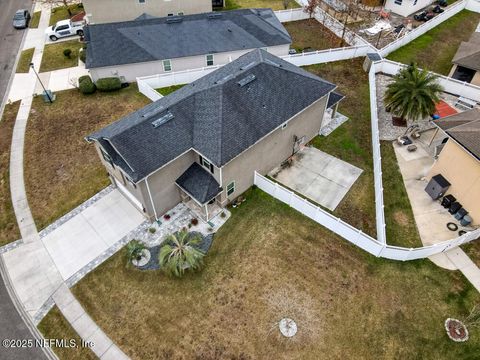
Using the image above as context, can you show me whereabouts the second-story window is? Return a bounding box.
[163,59,172,72]
[206,54,214,67]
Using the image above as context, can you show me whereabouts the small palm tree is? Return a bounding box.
[159,230,204,277]
[384,63,443,123]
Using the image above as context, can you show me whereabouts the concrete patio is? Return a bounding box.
[269,146,362,210]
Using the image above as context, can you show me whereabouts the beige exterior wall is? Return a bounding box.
[83,0,212,24]
[220,95,328,204]
[448,64,457,78]
[88,45,290,82]
[428,140,480,225]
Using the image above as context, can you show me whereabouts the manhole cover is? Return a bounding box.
[279,318,297,337]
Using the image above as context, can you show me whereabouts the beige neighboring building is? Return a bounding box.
[428,108,480,225]
[448,32,480,86]
[86,50,342,222]
[82,0,212,24]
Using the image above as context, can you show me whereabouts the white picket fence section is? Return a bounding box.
[254,172,480,260]
[281,45,370,66]
[274,8,310,22]
[375,59,480,102]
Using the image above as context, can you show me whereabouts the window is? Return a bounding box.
[138,0,145,3]
[167,13,174,16]
[163,59,172,72]
[227,181,235,196]
[178,12,184,16]
[394,0,402,4]
[199,155,214,173]
[206,54,214,67]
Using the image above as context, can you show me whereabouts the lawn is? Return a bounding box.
[156,84,186,96]
[24,85,150,230]
[305,59,376,237]
[381,142,423,248]
[387,10,480,75]
[222,0,301,10]
[48,186,480,359]
[40,40,83,73]
[284,19,341,52]
[16,48,35,73]
[38,306,96,360]
[0,102,21,246]
[49,4,84,26]
[30,11,41,28]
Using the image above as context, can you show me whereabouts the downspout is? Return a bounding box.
[145,175,158,221]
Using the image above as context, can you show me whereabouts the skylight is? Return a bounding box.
[152,111,174,128]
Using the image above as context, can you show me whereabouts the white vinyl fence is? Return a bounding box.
[281,45,370,66]
[375,59,480,102]
[274,8,310,22]
[254,172,480,261]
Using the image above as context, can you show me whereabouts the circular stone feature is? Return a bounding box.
[445,318,469,342]
[279,318,297,338]
[132,249,151,267]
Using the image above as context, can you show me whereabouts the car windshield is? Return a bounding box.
[14,13,24,20]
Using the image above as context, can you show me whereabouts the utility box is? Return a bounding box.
[425,174,451,200]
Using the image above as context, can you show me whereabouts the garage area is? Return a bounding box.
[269,147,363,211]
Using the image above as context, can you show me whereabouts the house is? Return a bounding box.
[384,0,434,17]
[84,9,292,82]
[86,49,342,222]
[449,32,480,85]
[82,0,212,24]
[428,108,480,225]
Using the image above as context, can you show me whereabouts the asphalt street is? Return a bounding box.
[0,1,48,359]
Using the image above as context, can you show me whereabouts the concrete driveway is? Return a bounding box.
[270,147,362,210]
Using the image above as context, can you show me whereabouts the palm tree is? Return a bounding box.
[158,230,204,277]
[384,63,443,123]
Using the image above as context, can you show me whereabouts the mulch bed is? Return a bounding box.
[392,116,407,127]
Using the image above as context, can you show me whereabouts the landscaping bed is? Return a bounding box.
[0,102,21,246]
[222,0,301,10]
[387,10,480,75]
[284,19,342,52]
[16,48,34,73]
[305,59,376,237]
[37,187,480,359]
[24,85,150,230]
[40,40,83,73]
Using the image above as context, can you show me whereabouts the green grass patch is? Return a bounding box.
[284,19,341,52]
[0,102,21,246]
[387,10,480,75]
[67,186,480,359]
[16,48,35,73]
[49,4,84,26]
[29,11,41,28]
[381,141,423,248]
[40,40,82,72]
[38,306,96,360]
[156,84,186,96]
[220,0,301,11]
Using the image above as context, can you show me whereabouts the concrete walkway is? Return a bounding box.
[446,248,480,291]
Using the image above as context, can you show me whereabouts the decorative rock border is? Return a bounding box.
[0,239,23,255]
[445,318,469,342]
[132,249,151,267]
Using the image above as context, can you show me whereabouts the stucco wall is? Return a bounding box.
[88,45,291,82]
[428,139,480,225]
[83,0,212,24]
[220,95,329,204]
[384,0,434,17]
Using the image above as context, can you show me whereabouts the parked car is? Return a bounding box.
[414,11,435,21]
[45,19,84,41]
[13,9,30,29]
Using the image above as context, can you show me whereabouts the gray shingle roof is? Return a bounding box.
[452,33,480,71]
[84,8,291,69]
[175,163,222,204]
[87,49,337,181]
[327,91,344,109]
[434,108,480,160]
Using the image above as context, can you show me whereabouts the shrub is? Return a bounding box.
[220,212,226,218]
[148,227,156,234]
[191,218,198,226]
[96,77,122,92]
[78,75,96,94]
[63,48,72,58]
[126,240,146,264]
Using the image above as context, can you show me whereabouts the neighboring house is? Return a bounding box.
[384,0,433,17]
[428,108,480,225]
[82,0,212,24]
[84,9,292,82]
[449,32,480,85]
[86,49,342,222]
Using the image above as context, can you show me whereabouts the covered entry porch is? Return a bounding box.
[175,163,223,222]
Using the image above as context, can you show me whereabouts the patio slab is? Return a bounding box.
[270,147,363,210]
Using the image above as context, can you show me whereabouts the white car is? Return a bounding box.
[45,19,84,41]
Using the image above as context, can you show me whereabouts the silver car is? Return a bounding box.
[13,9,30,29]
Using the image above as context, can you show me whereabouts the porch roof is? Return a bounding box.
[176,163,222,205]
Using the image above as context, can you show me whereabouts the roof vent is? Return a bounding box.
[216,73,234,85]
[208,13,222,19]
[237,74,256,87]
[166,16,183,24]
[265,59,282,67]
[240,61,256,71]
[142,106,165,118]
[152,111,174,128]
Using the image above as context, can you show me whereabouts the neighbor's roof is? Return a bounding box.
[84,8,291,69]
[175,163,222,204]
[87,49,337,182]
[433,108,480,160]
[452,32,480,71]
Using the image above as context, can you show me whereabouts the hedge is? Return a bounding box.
[96,77,122,92]
[79,75,96,94]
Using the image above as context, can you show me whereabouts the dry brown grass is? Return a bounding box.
[68,188,480,359]
[24,85,150,230]
[284,19,341,52]
[0,102,21,246]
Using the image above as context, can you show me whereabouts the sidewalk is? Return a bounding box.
[446,248,480,291]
